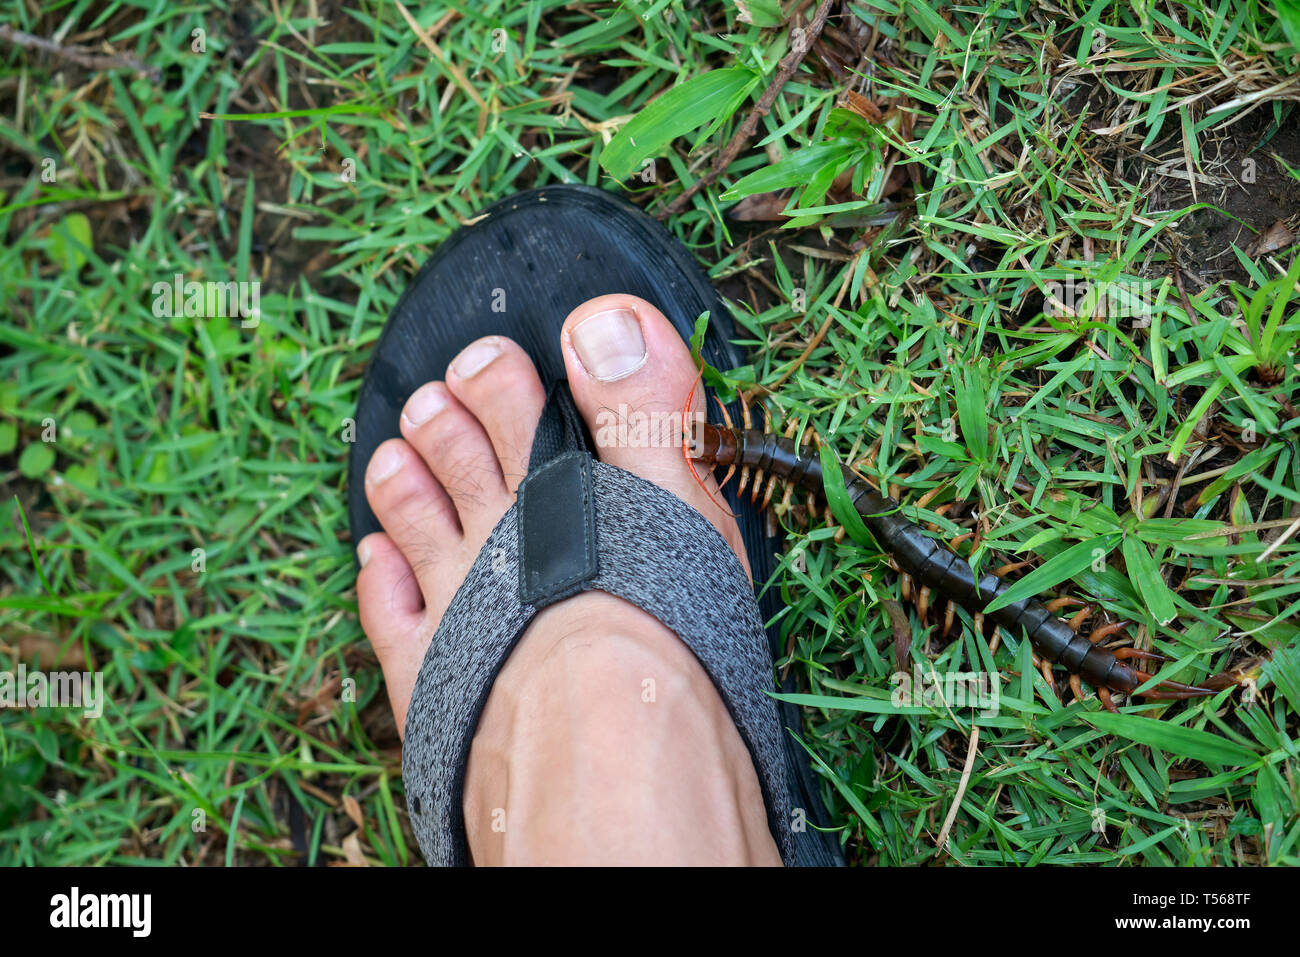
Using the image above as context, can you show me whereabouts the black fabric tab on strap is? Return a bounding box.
[517,450,598,606]
[516,383,598,606]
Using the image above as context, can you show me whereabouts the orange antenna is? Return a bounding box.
[682,361,736,517]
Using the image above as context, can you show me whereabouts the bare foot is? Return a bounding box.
[356,295,779,865]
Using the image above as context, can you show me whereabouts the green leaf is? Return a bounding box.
[62,410,97,447]
[984,534,1120,615]
[18,443,54,478]
[721,141,857,200]
[600,68,759,181]
[775,691,917,714]
[1084,711,1260,767]
[1253,764,1288,851]
[1133,517,1228,551]
[687,311,731,395]
[34,725,59,763]
[1167,375,1227,462]
[1122,535,1177,625]
[1197,445,1279,505]
[47,212,92,270]
[788,730,886,841]
[818,444,875,549]
[1277,0,1300,50]
[1265,643,1300,717]
[732,0,786,28]
[954,362,990,463]
[688,312,709,364]
[1229,814,1262,837]
[1032,494,1124,536]
[1260,254,1300,360]
[63,464,96,491]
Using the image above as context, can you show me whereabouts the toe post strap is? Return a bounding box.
[516,450,598,606]
[517,382,601,606]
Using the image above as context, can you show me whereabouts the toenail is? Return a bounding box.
[368,445,403,484]
[402,385,449,427]
[356,538,372,568]
[569,308,647,382]
[451,337,503,379]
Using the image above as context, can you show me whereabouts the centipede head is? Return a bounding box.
[681,364,735,517]
[1101,658,1218,702]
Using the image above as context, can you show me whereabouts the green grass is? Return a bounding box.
[2,0,1298,866]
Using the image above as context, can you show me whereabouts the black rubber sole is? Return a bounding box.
[347,184,844,866]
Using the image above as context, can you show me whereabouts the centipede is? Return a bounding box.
[684,391,1250,714]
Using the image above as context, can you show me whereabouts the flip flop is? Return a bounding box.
[348,184,844,866]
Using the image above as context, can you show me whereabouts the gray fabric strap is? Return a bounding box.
[401,460,795,865]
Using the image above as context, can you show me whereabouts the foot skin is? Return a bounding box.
[356,294,781,866]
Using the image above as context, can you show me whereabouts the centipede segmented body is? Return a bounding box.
[686,401,1243,713]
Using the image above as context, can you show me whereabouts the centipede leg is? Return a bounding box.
[989,558,1033,670]
[741,401,768,504]
[1069,674,1086,703]
[925,504,954,536]
[1113,647,1168,663]
[715,396,735,432]
[1038,655,1056,691]
[987,622,1001,656]
[711,397,737,491]
[1088,620,1131,644]
[716,462,736,492]
[1067,605,1093,633]
[761,471,779,510]
[1098,687,1118,713]
[1045,596,1087,615]
[1028,652,1059,707]
[944,527,975,639]
[767,416,795,514]
[735,396,753,497]
[778,479,795,515]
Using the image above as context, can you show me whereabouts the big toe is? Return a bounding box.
[560,294,750,577]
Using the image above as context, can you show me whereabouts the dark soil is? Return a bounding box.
[1152,109,1300,288]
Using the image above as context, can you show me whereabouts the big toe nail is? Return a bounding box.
[568,307,648,382]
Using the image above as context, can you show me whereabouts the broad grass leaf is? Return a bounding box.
[600,68,758,180]
[984,534,1119,615]
[1085,712,1259,767]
